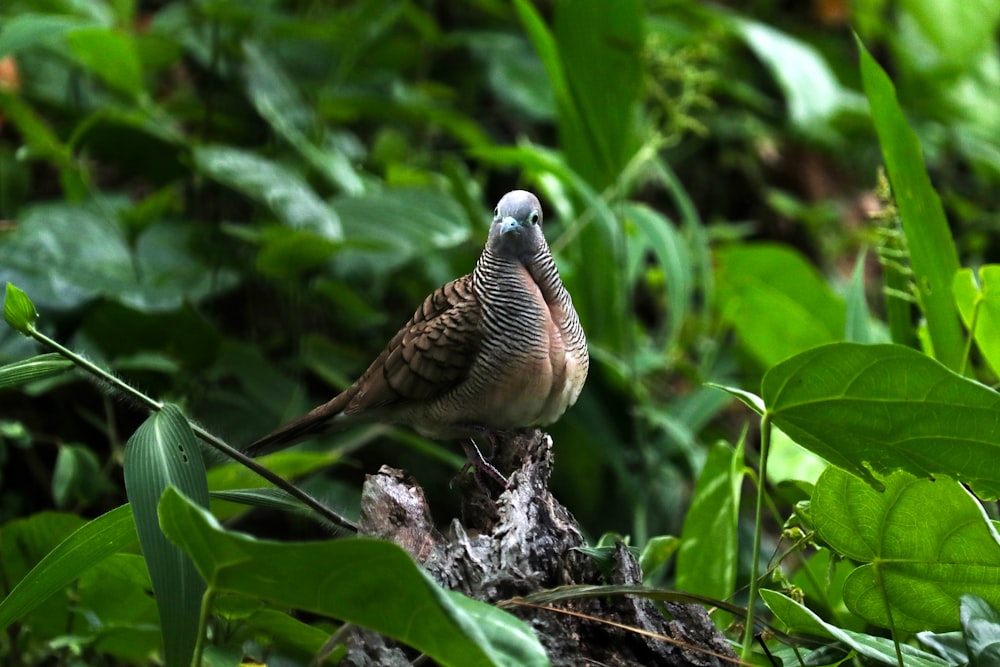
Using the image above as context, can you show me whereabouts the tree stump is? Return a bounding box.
[344,430,737,666]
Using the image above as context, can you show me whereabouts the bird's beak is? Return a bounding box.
[499,216,521,236]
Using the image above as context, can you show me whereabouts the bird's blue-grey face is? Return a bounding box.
[487,190,545,259]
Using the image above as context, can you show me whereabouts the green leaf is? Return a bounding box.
[763,342,1000,499]
[954,266,1000,378]
[735,19,864,131]
[0,205,230,313]
[0,13,95,57]
[123,405,210,667]
[961,594,1000,665]
[813,468,1000,632]
[192,145,343,240]
[761,590,950,666]
[157,488,548,667]
[65,27,143,99]
[552,0,643,189]
[242,42,364,195]
[845,249,880,344]
[638,535,679,581]
[675,440,743,625]
[857,37,964,371]
[209,488,307,514]
[624,203,692,352]
[0,353,73,389]
[52,443,103,508]
[901,0,1000,70]
[715,244,845,368]
[243,608,334,658]
[330,187,470,276]
[706,383,765,415]
[3,283,38,334]
[0,504,136,634]
[76,554,160,662]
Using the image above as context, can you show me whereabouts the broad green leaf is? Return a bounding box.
[0,13,95,57]
[255,229,340,279]
[715,244,845,368]
[901,0,1000,70]
[858,37,964,371]
[813,467,1000,632]
[675,440,743,626]
[0,353,72,389]
[467,32,554,121]
[954,266,1000,378]
[735,19,864,131]
[123,406,210,667]
[242,42,364,195]
[192,145,343,240]
[763,342,1000,498]
[961,594,1000,665]
[0,205,131,310]
[0,205,231,312]
[330,187,470,276]
[65,27,143,99]
[761,590,950,667]
[0,504,136,634]
[76,554,160,662]
[3,283,37,334]
[158,488,549,667]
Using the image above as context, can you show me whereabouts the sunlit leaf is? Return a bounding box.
[953,265,1000,378]
[716,244,845,368]
[813,468,1000,632]
[763,342,1000,498]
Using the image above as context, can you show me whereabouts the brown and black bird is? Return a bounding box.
[245,190,589,475]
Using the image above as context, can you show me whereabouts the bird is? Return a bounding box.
[245,190,589,479]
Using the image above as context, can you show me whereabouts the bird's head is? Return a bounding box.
[486,190,546,260]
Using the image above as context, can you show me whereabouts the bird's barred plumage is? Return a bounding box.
[245,190,589,458]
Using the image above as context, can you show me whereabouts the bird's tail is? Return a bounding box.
[244,392,350,457]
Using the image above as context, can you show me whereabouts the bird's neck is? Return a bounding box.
[475,244,567,306]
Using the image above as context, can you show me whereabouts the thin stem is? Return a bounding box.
[741,412,772,662]
[191,589,213,667]
[960,298,980,378]
[26,325,359,533]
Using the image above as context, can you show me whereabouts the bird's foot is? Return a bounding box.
[460,438,509,490]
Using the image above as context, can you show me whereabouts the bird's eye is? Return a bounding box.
[529,212,540,225]
[493,207,499,218]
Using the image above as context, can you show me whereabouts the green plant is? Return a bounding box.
[4,0,1000,665]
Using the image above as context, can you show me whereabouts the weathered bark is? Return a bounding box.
[344,430,736,666]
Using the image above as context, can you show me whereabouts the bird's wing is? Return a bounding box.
[345,274,482,412]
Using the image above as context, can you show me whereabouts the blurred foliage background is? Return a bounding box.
[1,0,999,659]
